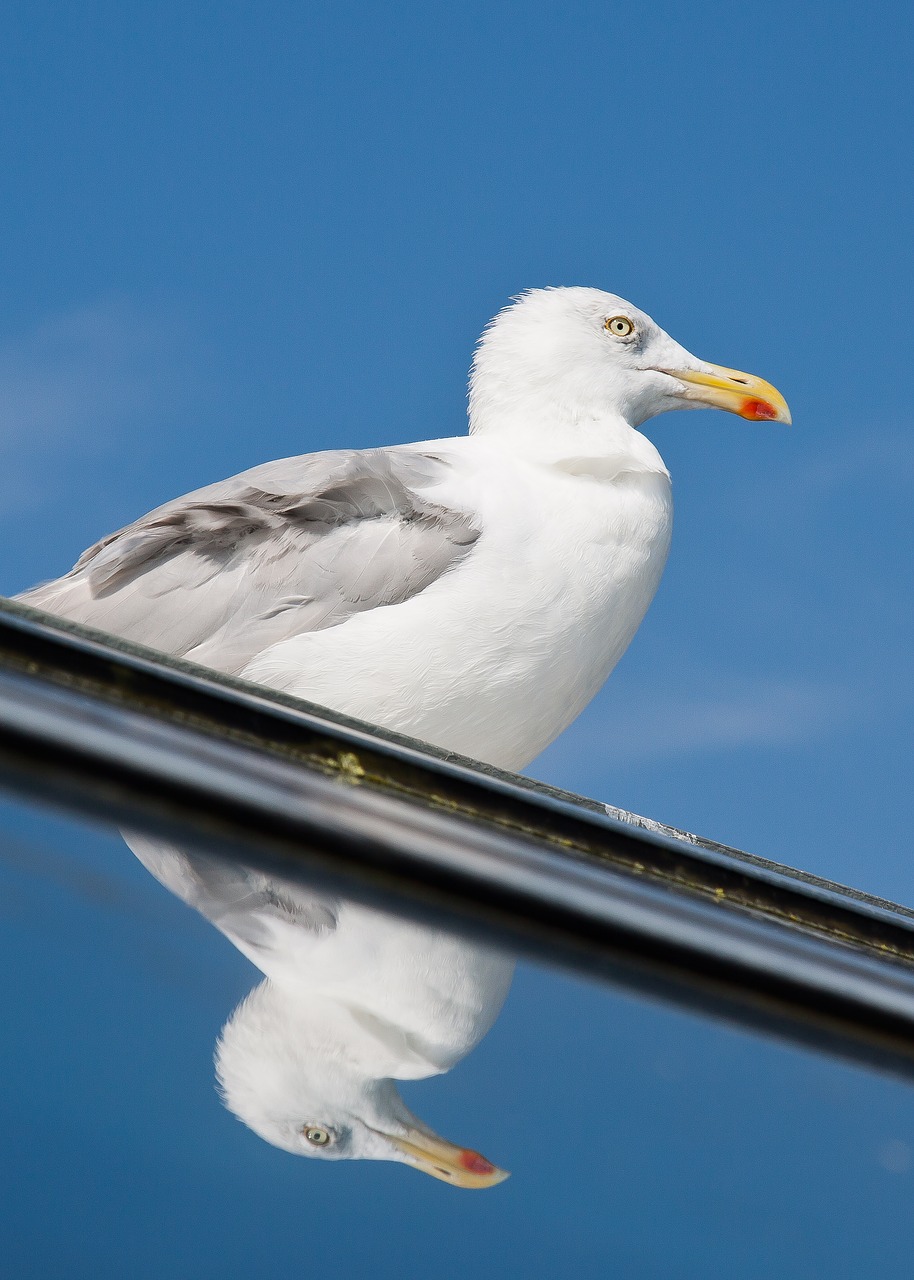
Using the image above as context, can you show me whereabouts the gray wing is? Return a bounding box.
[17,448,480,674]
[127,832,340,956]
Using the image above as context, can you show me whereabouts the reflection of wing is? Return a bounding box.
[127,833,339,966]
[18,448,480,674]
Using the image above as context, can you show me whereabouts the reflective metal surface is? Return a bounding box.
[4,597,914,1080]
[4,798,914,1279]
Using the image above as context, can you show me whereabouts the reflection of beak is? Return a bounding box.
[385,1129,510,1189]
[658,362,792,423]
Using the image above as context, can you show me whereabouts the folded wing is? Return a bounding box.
[127,833,341,973]
[18,448,480,674]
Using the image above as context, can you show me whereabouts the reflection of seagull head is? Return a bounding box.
[215,978,509,1189]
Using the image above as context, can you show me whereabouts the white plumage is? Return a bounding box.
[18,287,789,770]
[16,286,789,1186]
[129,835,514,1187]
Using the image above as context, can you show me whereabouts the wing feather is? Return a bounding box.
[127,833,340,961]
[17,447,480,673]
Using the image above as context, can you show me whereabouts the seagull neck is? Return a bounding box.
[469,403,667,474]
[239,982,440,1075]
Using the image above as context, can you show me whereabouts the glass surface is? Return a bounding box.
[3,795,914,1280]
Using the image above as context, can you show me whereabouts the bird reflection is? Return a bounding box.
[128,834,514,1188]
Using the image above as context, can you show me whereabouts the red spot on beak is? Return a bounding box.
[742,398,778,421]
[459,1149,496,1175]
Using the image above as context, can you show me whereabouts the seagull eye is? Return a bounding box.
[303,1126,333,1147]
[604,315,635,338]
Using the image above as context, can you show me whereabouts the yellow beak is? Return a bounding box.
[660,362,792,424]
[385,1129,510,1189]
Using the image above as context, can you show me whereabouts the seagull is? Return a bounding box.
[128,833,514,1187]
[19,286,790,770]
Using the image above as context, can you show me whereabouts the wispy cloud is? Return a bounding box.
[607,677,854,763]
[0,297,198,513]
[534,674,860,773]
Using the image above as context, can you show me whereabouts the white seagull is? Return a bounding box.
[128,834,514,1188]
[19,287,790,769]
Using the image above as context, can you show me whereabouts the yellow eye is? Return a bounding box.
[604,315,635,338]
[303,1126,332,1146]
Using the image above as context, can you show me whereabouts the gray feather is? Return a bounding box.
[127,833,339,954]
[18,448,480,673]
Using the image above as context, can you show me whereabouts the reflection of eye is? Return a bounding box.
[604,315,635,338]
[303,1126,333,1146]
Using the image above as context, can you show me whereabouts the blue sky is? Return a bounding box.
[0,3,913,1274]
[1,0,910,898]
[6,801,914,1280]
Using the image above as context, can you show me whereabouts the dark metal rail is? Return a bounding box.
[1,597,914,1079]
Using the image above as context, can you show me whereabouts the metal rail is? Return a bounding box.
[1,597,914,1079]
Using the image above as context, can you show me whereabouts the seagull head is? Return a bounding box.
[469,286,790,440]
[215,980,509,1190]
